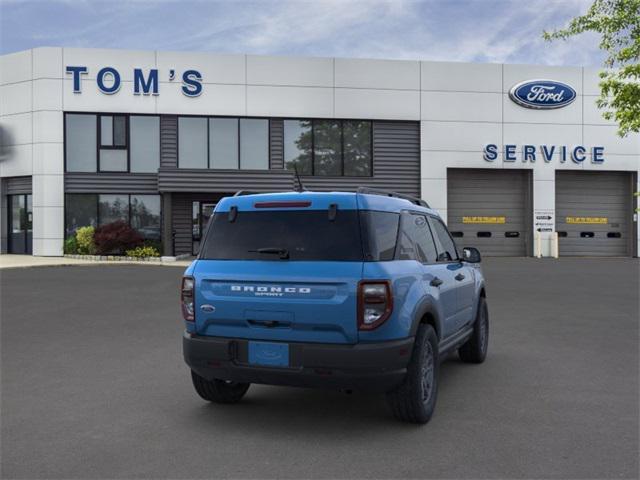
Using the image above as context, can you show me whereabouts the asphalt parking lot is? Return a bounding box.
[1,258,638,479]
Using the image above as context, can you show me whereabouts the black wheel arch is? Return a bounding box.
[410,302,443,340]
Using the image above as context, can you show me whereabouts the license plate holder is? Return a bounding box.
[248,341,289,368]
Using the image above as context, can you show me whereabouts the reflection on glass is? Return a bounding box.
[284,120,312,175]
[313,120,341,176]
[11,195,24,233]
[98,195,129,225]
[131,195,161,240]
[343,121,371,176]
[65,194,98,236]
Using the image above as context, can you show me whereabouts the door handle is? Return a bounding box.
[455,273,465,281]
[430,277,443,287]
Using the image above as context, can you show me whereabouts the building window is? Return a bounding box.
[65,113,159,173]
[130,116,160,173]
[343,121,371,176]
[283,120,312,175]
[209,118,238,169]
[314,120,342,176]
[130,195,161,242]
[98,194,130,225]
[178,117,208,168]
[65,194,98,236]
[178,116,269,170]
[65,194,161,245]
[284,119,372,177]
[65,114,97,172]
[240,119,269,170]
[99,115,128,172]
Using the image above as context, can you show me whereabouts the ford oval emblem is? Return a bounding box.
[509,79,576,109]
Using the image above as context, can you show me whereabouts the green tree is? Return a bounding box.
[543,0,640,136]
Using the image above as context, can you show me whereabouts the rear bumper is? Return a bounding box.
[183,332,414,392]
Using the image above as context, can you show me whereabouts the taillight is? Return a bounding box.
[358,281,393,330]
[181,276,195,322]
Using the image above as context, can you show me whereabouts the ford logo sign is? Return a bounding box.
[509,79,576,109]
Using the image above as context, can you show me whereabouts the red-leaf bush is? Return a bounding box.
[93,221,144,255]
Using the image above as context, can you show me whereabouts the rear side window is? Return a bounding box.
[200,210,363,261]
[397,213,438,263]
[428,216,459,261]
[360,211,400,261]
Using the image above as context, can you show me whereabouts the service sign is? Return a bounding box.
[509,79,577,109]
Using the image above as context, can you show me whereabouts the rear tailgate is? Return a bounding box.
[194,260,361,344]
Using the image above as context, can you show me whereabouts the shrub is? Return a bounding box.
[125,245,160,258]
[93,221,143,255]
[64,236,78,254]
[75,226,96,255]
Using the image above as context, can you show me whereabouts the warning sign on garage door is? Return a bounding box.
[462,216,506,224]
[534,209,555,232]
[566,217,608,224]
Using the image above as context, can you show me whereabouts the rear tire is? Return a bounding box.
[458,296,489,364]
[191,371,250,404]
[386,324,439,424]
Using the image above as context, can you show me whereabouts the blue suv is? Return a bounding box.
[182,188,488,423]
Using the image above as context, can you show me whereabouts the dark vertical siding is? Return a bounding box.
[270,119,284,169]
[172,194,193,256]
[160,115,178,169]
[161,193,173,256]
[300,121,421,197]
[171,192,228,256]
[5,176,32,195]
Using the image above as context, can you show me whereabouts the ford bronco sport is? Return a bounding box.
[182,188,488,423]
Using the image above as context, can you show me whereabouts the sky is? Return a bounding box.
[0,0,605,66]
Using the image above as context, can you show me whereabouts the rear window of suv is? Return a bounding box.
[201,210,363,261]
[200,209,400,262]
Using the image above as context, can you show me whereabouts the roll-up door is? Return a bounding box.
[555,171,633,257]
[447,169,532,257]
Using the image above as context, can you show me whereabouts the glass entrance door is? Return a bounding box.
[8,194,32,254]
[191,201,217,255]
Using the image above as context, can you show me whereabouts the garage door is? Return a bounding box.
[556,171,633,257]
[447,169,531,257]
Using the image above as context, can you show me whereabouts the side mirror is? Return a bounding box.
[463,247,481,263]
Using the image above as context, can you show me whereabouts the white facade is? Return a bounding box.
[1,47,638,256]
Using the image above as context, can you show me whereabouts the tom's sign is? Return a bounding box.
[509,79,576,109]
[65,66,203,97]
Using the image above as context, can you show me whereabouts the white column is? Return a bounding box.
[532,168,555,258]
[32,48,64,256]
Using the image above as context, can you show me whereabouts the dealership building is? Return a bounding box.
[0,47,638,257]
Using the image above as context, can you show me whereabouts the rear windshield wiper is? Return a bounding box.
[248,247,290,260]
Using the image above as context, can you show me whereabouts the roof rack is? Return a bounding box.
[356,187,430,208]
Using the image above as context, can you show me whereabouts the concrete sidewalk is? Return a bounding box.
[0,254,192,270]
